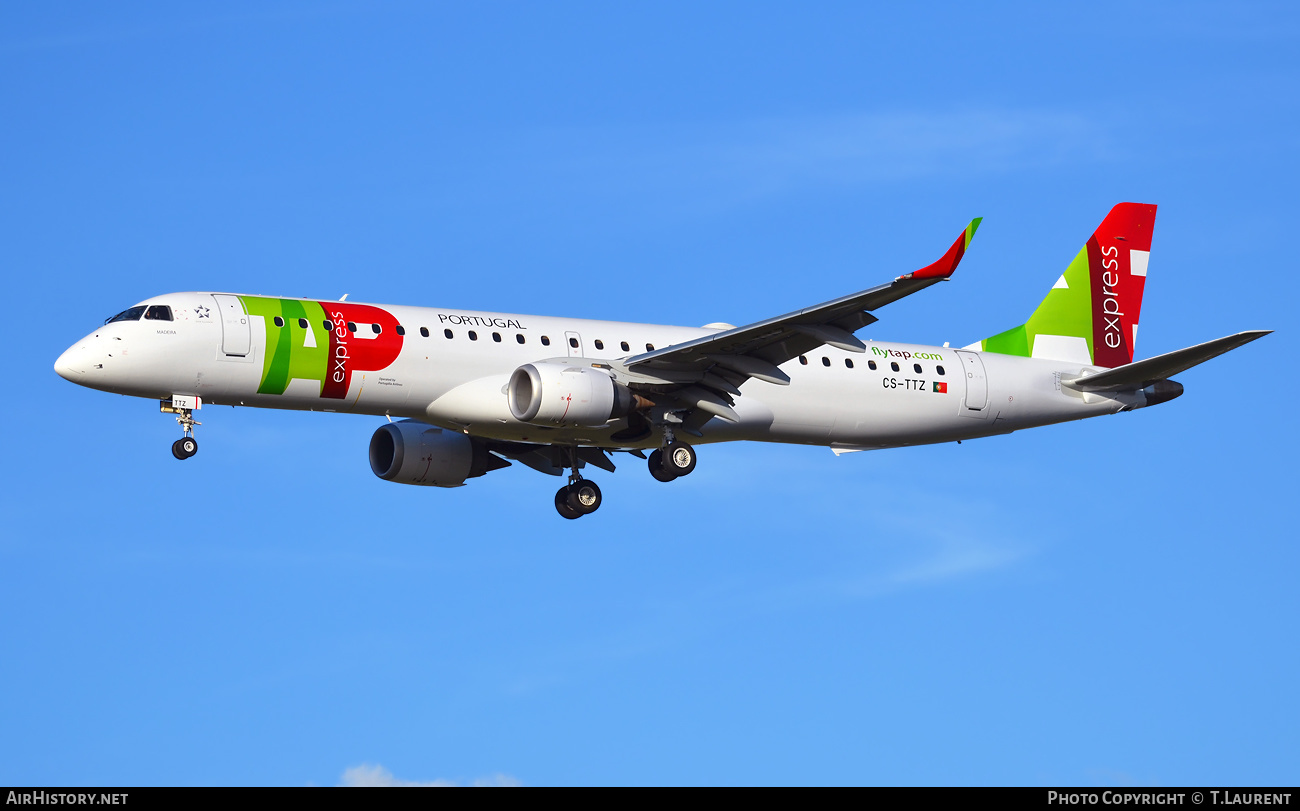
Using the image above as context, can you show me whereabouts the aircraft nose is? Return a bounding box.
[54,345,85,381]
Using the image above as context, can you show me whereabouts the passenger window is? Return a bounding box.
[516,334,525,344]
[799,355,808,365]
[620,341,630,352]
[868,360,877,370]
[891,362,900,372]
[373,324,382,335]
[541,336,551,346]
[646,343,654,351]
[569,337,579,348]
[395,325,405,336]
[822,357,831,367]
[273,316,285,327]
[106,306,146,324]
[492,332,502,342]
[468,331,478,341]
[913,363,922,374]
[845,359,854,369]
[323,320,332,332]
[444,329,453,339]
[144,305,173,321]
[936,365,945,376]
[594,340,604,350]
[347,322,357,333]
[298,318,309,329]
[420,327,429,337]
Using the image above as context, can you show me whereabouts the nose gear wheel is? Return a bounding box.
[171,437,198,460]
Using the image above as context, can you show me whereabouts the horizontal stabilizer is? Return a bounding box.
[1063,330,1271,393]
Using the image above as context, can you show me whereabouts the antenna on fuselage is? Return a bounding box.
[339,294,348,301]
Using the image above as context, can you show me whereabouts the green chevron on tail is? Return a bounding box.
[979,242,1095,360]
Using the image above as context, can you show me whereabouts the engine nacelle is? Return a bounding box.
[507,362,635,427]
[369,420,505,487]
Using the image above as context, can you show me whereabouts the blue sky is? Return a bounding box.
[2,2,1297,786]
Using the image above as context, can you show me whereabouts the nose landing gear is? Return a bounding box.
[161,396,201,460]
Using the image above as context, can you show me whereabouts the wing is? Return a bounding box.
[608,219,982,422]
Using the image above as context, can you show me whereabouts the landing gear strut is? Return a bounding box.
[161,398,201,460]
[554,447,603,519]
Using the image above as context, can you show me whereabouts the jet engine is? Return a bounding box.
[507,362,637,427]
[369,419,507,487]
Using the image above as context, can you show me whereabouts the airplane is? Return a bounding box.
[54,203,1268,519]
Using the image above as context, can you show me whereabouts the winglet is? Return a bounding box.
[900,218,982,281]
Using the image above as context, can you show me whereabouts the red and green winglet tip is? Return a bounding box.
[902,217,982,280]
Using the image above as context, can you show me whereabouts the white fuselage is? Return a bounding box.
[55,292,1146,451]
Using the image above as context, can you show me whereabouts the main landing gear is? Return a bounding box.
[554,447,603,520]
[160,398,201,460]
[551,432,699,519]
[555,478,602,520]
[647,426,697,483]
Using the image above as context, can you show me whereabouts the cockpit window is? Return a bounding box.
[143,305,173,321]
[105,306,146,324]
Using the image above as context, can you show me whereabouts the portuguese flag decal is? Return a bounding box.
[933,381,948,394]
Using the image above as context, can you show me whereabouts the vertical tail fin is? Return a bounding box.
[973,203,1157,368]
